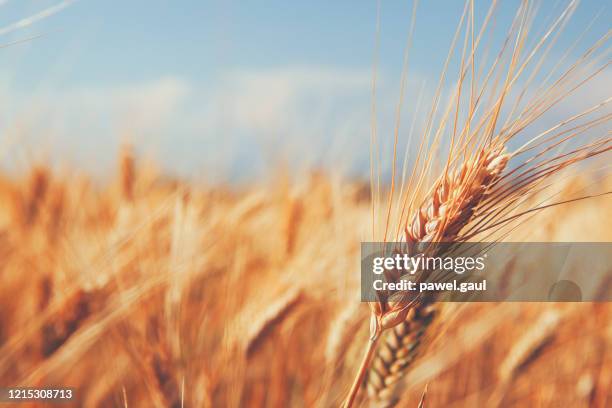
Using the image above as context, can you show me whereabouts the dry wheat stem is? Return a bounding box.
[343,321,380,408]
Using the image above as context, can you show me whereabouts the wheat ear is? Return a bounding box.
[344,0,612,404]
[365,148,508,405]
[342,148,509,408]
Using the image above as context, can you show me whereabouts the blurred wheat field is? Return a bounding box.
[0,150,609,407]
[0,0,610,406]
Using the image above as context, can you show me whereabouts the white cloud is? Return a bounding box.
[4,62,604,182]
[0,75,190,172]
[214,67,371,131]
[0,66,378,179]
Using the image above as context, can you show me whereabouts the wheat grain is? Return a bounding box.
[244,287,303,357]
[20,165,49,227]
[366,302,435,405]
[342,147,510,408]
[498,309,561,382]
[363,148,508,406]
[119,145,135,202]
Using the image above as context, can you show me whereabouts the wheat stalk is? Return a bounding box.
[343,146,509,408]
[343,0,611,405]
[363,147,508,405]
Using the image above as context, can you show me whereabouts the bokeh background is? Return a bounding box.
[0,2,610,407]
[0,0,609,182]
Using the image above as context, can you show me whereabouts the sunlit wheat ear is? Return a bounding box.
[376,147,509,326]
[342,146,510,407]
[362,147,508,404]
[343,0,612,404]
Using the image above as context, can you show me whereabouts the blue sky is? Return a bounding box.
[0,1,609,182]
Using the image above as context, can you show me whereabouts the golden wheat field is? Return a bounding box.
[0,149,608,407]
[0,1,611,407]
